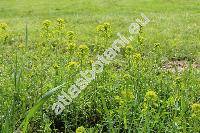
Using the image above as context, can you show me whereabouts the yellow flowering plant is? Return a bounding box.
[78,44,90,59]
[191,103,200,118]
[95,22,112,54]
[0,22,9,43]
[76,126,86,133]
[67,61,79,69]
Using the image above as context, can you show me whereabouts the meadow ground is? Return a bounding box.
[0,0,200,132]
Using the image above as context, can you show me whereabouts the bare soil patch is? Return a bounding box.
[162,60,200,72]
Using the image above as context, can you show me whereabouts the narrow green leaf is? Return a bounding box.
[17,83,65,133]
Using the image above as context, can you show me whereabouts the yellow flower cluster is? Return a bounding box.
[57,18,65,24]
[42,20,51,28]
[142,90,158,114]
[115,95,124,105]
[56,18,65,30]
[115,90,134,106]
[96,22,111,32]
[0,22,9,42]
[53,64,59,69]
[191,103,200,112]
[144,90,158,102]
[191,103,200,117]
[78,44,89,51]
[67,43,76,52]
[76,126,86,133]
[67,31,75,42]
[0,22,8,30]
[78,44,89,56]
[121,90,134,100]
[134,53,142,61]
[67,61,79,68]
[124,45,133,56]
[96,22,112,38]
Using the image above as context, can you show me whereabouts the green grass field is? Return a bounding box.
[0,0,200,132]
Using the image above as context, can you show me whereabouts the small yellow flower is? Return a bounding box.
[89,60,94,65]
[96,22,112,37]
[67,61,79,68]
[67,31,75,42]
[57,18,65,24]
[96,24,104,32]
[142,103,148,113]
[76,126,86,133]
[102,22,111,31]
[0,22,8,30]
[56,18,65,30]
[67,43,76,52]
[53,64,59,69]
[67,31,75,36]
[134,53,142,61]
[78,44,89,54]
[154,43,160,48]
[191,103,200,114]
[127,91,134,99]
[145,90,158,102]
[78,44,88,50]
[42,20,51,28]
[121,90,134,100]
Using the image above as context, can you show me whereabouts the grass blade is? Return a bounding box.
[17,83,65,133]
